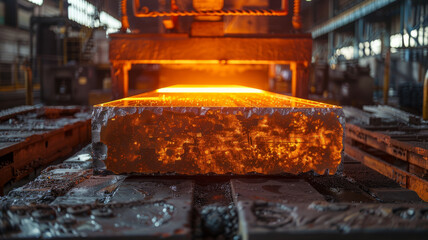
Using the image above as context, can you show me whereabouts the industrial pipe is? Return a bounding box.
[120,0,129,32]
[292,0,302,30]
[423,70,428,120]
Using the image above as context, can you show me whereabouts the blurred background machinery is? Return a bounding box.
[109,0,313,101]
[0,0,426,112]
[0,0,119,108]
[308,0,428,113]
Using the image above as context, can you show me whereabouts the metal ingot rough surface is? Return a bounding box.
[92,85,344,175]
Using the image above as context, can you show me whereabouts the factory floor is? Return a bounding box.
[0,105,427,239]
[1,144,427,239]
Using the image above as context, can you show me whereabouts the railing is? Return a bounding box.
[132,0,289,17]
[80,27,95,63]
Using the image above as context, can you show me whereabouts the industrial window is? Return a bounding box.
[0,1,5,25]
[17,8,31,29]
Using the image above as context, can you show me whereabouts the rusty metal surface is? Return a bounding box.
[342,106,381,126]
[346,123,428,171]
[3,168,93,206]
[1,146,93,204]
[1,200,191,239]
[0,106,91,191]
[0,107,90,153]
[132,0,288,17]
[1,147,194,239]
[237,201,428,240]
[1,175,194,239]
[345,143,428,202]
[109,34,312,63]
[231,178,325,203]
[344,106,428,165]
[342,158,423,203]
[0,105,40,122]
[51,175,126,205]
[134,8,288,17]
[309,174,377,203]
[363,105,424,125]
[92,86,344,175]
[343,105,428,202]
[111,178,194,203]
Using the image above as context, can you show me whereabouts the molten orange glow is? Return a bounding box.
[93,85,344,175]
[98,85,337,108]
[156,85,264,93]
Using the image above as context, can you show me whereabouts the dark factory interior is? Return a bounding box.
[0,0,428,239]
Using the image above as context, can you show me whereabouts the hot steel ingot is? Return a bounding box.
[92,85,344,175]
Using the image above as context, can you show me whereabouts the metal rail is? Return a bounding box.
[346,123,428,172]
[133,8,288,17]
[311,0,397,38]
[346,143,428,201]
[132,0,288,17]
[0,107,91,194]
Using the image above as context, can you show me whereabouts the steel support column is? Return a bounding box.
[296,62,309,98]
[328,31,335,61]
[354,19,364,59]
[109,34,312,99]
[423,70,428,120]
[311,0,397,39]
[383,50,391,104]
[111,62,131,100]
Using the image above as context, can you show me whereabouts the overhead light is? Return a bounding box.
[67,0,121,34]
[28,0,43,5]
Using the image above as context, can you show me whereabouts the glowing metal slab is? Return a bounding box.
[92,85,344,175]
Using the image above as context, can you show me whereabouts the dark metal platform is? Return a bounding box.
[343,105,428,201]
[0,106,91,194]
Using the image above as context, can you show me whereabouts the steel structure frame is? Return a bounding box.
[132,0,289,17]
[312,0,428,63]
[109,33,312,100]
